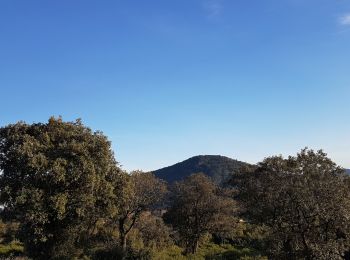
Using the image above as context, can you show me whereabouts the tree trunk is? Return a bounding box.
[192,238,199,254]
[120,233,127,251]
[301,231,313,260]
[118,218,127,258]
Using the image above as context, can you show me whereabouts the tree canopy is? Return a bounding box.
[0,117,123,259]
[163,173,237,254]
[114,171,167,254]
[237,148,350,260]
[1,118,349,260]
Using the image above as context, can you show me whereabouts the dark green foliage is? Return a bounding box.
[164,173,237,254]
[152,241,267,260]
[90,244,150,260]
[2,117,348,259]
[197,242,267,260]
[0,220,19,244]
[114,171,168,255]
[0,117,122,259]
[91,247,124,260]
[237,148,350,260]
[0,220,24,258]
[134,213,173,251]
[154,155,249,184]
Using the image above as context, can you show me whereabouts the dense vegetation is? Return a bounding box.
[235,149,350,259]
[0,118,349,259]
[154,155,249,184]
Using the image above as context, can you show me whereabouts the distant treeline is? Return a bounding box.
[0,117,349,260]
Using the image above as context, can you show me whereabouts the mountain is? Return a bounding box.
[153,155,350,184]
[153,155,250,184]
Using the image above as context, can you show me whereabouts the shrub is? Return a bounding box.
[0,241,24,257]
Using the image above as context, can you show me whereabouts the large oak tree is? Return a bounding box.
[0,117,123,259]
[163,173,237,254]
[237,148,350,260]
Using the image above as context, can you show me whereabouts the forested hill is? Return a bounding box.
[153,155,250,184]
[154,156,350,184]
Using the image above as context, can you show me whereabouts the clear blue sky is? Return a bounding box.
[1,0,349,171]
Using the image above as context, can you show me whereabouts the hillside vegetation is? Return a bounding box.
[0,118,349,260]
[154,155,249,184]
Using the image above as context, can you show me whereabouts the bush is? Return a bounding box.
[0,241,24,257]
[152,245,186,260]
[152,242,267,260]
[92,247,123,260]
[0,220,20,244]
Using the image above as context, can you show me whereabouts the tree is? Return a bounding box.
[0,117,122,259]
[134,212,172,251]
[163,173,237,254]
[237,148,350,260]
[114,171,167,254]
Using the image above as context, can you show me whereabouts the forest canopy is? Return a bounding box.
[0,118,349,260]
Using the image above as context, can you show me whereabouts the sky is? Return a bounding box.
[0,0,349,171]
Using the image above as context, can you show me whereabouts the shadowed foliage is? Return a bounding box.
[163,173,237,254]
[236,148,350,260]
[154,155,249,184]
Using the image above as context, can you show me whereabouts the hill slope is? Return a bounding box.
[153,155,250,184]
